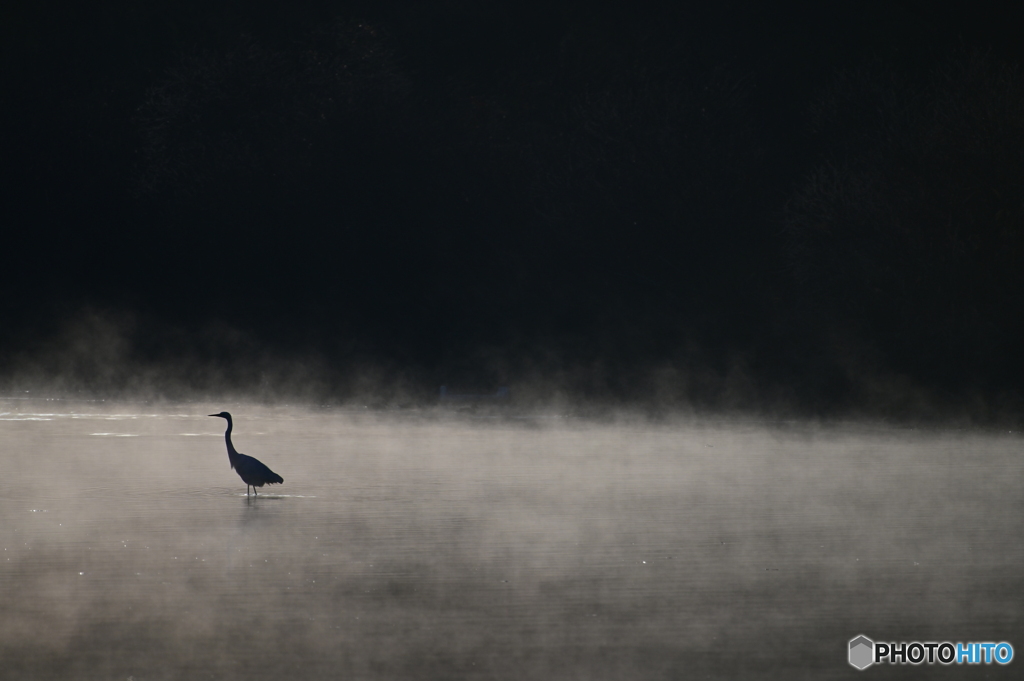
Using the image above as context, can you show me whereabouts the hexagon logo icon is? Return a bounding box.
[849,635,874,670]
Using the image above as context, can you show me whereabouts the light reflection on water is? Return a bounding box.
[1,401,1022,679]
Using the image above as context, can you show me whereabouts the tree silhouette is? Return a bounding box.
[784,53,1024,389]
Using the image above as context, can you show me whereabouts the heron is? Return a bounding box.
[209,411,284,495]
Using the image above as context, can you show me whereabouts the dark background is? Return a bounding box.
[2,0,1023,417]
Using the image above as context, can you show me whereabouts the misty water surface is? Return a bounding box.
[1,400,1021,679]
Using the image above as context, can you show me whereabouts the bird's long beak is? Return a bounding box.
[208,414,220,417]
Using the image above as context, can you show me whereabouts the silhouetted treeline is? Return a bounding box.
[126,10,773,369]
[784,54,1024,397]
[2,1,1023,417]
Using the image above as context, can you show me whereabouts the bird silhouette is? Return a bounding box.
[209,412,283,496]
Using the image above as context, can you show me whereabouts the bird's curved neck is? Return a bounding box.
[223,417,239,460]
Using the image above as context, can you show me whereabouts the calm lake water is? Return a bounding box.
[1,400,1021,679]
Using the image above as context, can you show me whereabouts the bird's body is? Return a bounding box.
[209,412,283,495]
